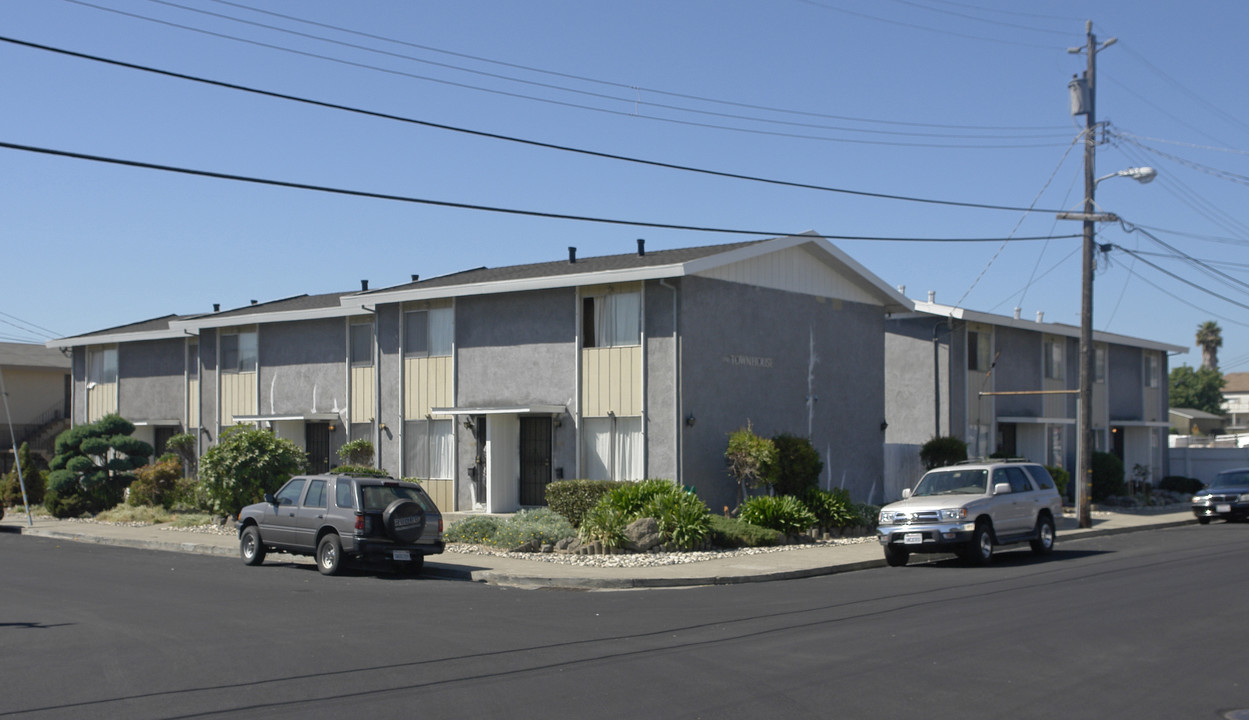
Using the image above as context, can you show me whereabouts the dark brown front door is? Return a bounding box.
[519,417,553,506]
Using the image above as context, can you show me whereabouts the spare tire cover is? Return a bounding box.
[383,499,426,543]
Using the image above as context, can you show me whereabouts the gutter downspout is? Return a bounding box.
[660,279,680,486]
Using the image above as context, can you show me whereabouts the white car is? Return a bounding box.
[877,460,1063,566]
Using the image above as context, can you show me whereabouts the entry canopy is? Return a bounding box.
[232,413,341,423]
[430,405,566,416]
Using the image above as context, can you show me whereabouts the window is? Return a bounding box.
[1145,354,1160,388]
[1043,339,1064,381]
[335,480,354,509]
[350,322,373,367]
[303,479,327,508]
[404,308,453,357]
[582,415,642,481]
[187,343,198,379]
[1094,346,1106,383]
[968,330,992,372]
[404,418,454,479]
[221,330,257,373]
[1001,466,1034,493]
[275,479,305,506]
[583,292,640,348]
[1023,465,1056,490]
[88,347,118,384]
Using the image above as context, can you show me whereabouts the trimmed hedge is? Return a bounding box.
[708,515,781,548]
[545,479,628,528]
[1160,476,1203,495]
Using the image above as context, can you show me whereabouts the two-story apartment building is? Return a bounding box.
[51,233,909,514]
[883,295,1184,500]
[0,341,72,471]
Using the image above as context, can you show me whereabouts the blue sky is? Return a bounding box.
[2,0,1246,372]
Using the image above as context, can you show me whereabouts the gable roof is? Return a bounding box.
[0,341,71,369]
[47,314,199,348]
[1223,372,1249,394]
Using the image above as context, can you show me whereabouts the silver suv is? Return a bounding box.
[237,473,445,576]
[876,460,1063,566]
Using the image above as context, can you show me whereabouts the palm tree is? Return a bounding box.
[1196,321,1223,370]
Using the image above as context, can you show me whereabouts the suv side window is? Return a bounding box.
[335,480,355,509]
[275,479,306,506]
[304,479,328,508]
[1023,465,1056,490]
[1004,466,1034,493]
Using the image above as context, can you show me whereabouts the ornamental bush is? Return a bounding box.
[1160,476,1203,495]
[800,487,855,530]
[920,435,968,470]
[738,495,818,537]
[44,415,152,518]
[545,479,625,528]
[336,439,374,467]
[707,515,782,547]
[199,426,307,517]
[2,442,46,507]
[1091,451,1126,502]
[578,480,712,551]
[127,457,185,509]
[770,434,823,497]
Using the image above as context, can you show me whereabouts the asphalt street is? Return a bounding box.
[3,523,1247,720]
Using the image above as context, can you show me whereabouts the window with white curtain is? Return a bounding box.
[1043,339,1063,381]
[405,418,455,479]
[221,330,258,373]
[582,415,642,481]
[88,346,118,384]
[582,291,640,348]
[404,307,454,357]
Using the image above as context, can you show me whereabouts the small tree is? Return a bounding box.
[127,457,185,509]
[164,432,198,479]
[1169,365,1225,416]
[200,426,307,517]
[769,433,823,497]
[44,414,153,518]
[920,435,968,470]
[1091,451,1125,502]
[725,422,777,505]
[2,442,46,508]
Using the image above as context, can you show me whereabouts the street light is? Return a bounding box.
[1095,166,1157,187]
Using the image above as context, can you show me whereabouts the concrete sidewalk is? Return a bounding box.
[0,508,1195,589]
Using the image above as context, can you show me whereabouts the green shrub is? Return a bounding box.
[444,515,502,545]
[333,465,390,478]
[579,503,629,549]
[2,442,46,507]
[1091,451,1125,502]
[199,426,307,517]
[127,458,184,509]
[770,434,823,497]
[726,422,778,501]
[336,439,374,466]
[545,479,625,528]
[164,432,198,478]
[1160,476,1203,495]
[800,487,855,530]
[445,509,576,549]
[44,415,152,518]
[920,436,968,469]
[707,515,781,547]
[1044,465,1070,499]
[641,487,712,550]
[738,495,818,537]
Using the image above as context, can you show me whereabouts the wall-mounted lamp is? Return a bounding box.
[462,419,475,431]
[378,423,387,431]
[685,413,696,427]
[880,420,889,432]
[552,416,562,428]
[328,423,336,432]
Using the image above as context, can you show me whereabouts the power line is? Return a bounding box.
[1111,245,1249,312]
[202,0,1067,133]
[792,0,1068,50]
[60,0,1069,148]
[0,140,1083,244]
[0,35,1079,214]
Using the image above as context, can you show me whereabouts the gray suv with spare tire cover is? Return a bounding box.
[236,473,444,576]
[876,460,1063,567]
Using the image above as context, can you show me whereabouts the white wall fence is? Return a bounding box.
[1169,445,1249,485]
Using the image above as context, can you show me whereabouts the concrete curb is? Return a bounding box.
[19,527,238,557]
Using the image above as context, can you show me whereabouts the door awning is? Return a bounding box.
[232,413,341,423]
[430,405,566,416]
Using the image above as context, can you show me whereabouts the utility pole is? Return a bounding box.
[1069,21,1116,529]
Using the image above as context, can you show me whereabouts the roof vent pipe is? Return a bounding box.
[1036,311,1045,323]
[213,303,220,313]
[1014,307,1022,320]
[927,290,936,304]
[361,279,368,291]
[568,247,577,264]
[411,274,419,282]
[896,285,906,295]
[637,238,645,256]
[250,299,257,305]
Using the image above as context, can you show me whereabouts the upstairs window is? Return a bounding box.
[1094,346,1106,383]
[1145,354,1160,388]
[88,346,118,384]
[583,291,640,348]
[1043,339,1064,381]
[404,308,453,357]
[350,322,373,367]
[968,330,992,372]
[221,330,257,373]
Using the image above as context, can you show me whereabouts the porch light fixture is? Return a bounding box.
[685,413,696,427]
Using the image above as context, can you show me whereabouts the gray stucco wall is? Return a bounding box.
[993,327,1044,418]
[376,306,402,477]
[257,318,346,417]
[677,276,887,510]
[884,316,951,445]
[1108,344,1144,420]
[118,338,185,423]
[644,279,678,482]
[199,330,218,447]
[453,289,579,509]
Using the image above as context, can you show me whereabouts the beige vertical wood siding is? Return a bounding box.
[421,478,454,513]
[86,383,117,422]
[187,377,200,428]
[350,365,375,421]
[404,356,453,418]
[581,346,642,416]
[220,371,257,426]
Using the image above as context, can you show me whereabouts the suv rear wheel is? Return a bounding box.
[317,534,344,576]
[1030,515,1056,555]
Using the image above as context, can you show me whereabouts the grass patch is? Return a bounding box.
[708,515,782,548]
[95,505,173,524]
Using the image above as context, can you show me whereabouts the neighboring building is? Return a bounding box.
[1169,407,1225,437]
[884,298,1184,500]
[1221,372,1249,432]
[0,341,72,471]
[49,234,909,514]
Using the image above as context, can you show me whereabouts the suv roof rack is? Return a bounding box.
[953,457,1033,465]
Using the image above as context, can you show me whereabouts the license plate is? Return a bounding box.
[904,533,923,545]
[1217,504,1231,514]
[393,550,411,561]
